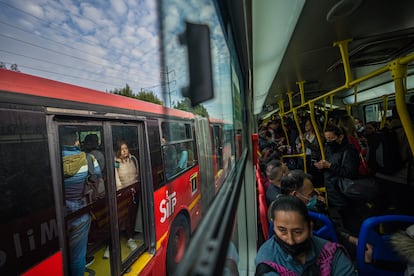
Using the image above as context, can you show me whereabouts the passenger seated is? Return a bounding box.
[255,196,356,275]
[390,224,414,276]
[164,145,178,179]
[280,170,326,214]
[265,160,288,207]
[177,142,188,169]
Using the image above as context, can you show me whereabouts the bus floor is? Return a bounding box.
[84,235,144,275]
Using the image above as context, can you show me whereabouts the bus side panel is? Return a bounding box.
[22,251,63,276]
[0,108,59,275]
[152,166,201,241]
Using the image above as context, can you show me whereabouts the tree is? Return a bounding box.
[110,84,134,97]
[10,63,20,72]
[110,84,163,105]
[136,90,163,105]
[0,62,6,69]
[174,98,209,118]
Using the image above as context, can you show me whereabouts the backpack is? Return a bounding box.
[63,152,87,178]
[367,129,403,174]
[85,153,105,201]
[255,242,347,276]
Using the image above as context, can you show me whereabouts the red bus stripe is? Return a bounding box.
[22,251,63,276]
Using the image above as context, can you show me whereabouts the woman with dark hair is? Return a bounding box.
[255,196,355,275]
[314,125,371,257]
[314,125,358,211]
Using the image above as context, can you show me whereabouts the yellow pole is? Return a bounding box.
[323,97,328,133]
[309,102,326,160]
[297,81,306,105]
[389,61,414,155]
[287,91,293,111]
[333,39,353,88]
[293,109,307,173]
[278,100,290,146]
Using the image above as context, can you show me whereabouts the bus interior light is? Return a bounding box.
[342,75,414,105]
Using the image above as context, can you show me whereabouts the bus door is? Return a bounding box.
[212,124,224,171]
[48,117,153,275]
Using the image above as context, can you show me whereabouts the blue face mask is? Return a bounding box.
[306,195,318,209]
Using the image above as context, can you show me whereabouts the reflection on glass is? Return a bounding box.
[60,126,104,275]
[112,126,143,262]
[161,0,233,124]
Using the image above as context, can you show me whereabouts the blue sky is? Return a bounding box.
[0,0,234,120]
[0,0,162,93]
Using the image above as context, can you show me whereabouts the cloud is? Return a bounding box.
[110,0,127,16]
[0,0,234,122]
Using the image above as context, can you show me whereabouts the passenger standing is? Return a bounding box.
[255,196,356,276]
[295,118,324,186]
[338,115,361,155]
[354,117,365,137]
[114,141,139,251]
[61,129,102,276]
[314,125,361,234]
[84,134,105,172]
[374,107,414,215]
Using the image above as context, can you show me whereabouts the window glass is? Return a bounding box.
[0,109,57,275]
[59,124,109,275]
[161,121,197,180]
[111,125,144,262]
[147,119,165,190]
[161,122,192,142]
[160,0,234,150]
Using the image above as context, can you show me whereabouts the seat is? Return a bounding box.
[357,215,414,276]
[268,211,337,242]
[256,168,266,196]
[258,193,269,239]
[308,211,338,242]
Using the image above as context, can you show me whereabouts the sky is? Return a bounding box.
[0,0,234,121]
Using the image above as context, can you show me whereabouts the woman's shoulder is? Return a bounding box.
[256,238,279,264]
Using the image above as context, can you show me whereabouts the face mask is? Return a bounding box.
[326,140,340,150]
[306,195,318,209]
[326,140,337,146]
[274,233,312,256]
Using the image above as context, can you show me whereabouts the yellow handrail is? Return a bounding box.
[390,60,414,155]
[275,37,414,156]
[309,101,326,161]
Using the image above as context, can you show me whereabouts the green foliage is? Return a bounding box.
[136,91,163,105]
[110,84,163,105]
[174,98,209,118]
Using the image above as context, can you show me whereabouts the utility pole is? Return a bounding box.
[164,67,176,108]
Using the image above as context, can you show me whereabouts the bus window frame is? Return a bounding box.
[48,116,156,275]
[159,119,198,181]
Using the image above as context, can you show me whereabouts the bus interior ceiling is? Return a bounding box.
[252,0,414,116]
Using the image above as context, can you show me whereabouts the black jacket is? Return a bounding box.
[323,142,359,208]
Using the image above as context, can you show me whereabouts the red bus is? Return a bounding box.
[0,69,214,275]
[209,118,234,193]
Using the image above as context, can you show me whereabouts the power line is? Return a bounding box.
[0,60,155,94]
[0,20,161,83]
[0,49,160,88]
[0,33,161,84]
[0,3,162,82]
